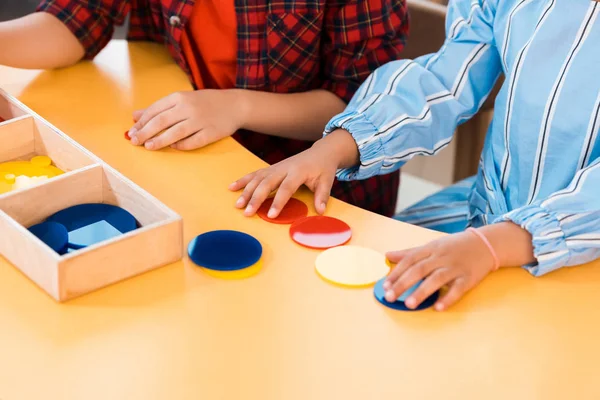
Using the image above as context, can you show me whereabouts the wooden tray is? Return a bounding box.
[0,89,183,301]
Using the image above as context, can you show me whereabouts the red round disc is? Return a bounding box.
[257,198,309,225]
[124,130,131,140]
[289,216,352,249]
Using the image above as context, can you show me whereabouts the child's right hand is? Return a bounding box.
[229,144,339,218]
[229,129,360,218]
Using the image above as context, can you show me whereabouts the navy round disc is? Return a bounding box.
[374,278,439,311]
[187,230,262,271]
[28,221,69,254]
[46,203,138,248]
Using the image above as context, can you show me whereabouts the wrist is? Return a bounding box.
[230,89,252,131]
[466,228,500,272]
[479,222,535,267]
[314,129,360,169]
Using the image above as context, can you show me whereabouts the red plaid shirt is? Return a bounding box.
[37,0,407,216]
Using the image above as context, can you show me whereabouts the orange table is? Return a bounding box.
[1,41,599,400]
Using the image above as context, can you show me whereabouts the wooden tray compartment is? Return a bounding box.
[0,164,183,301]
[0,115,96,192]
[0,91,28,123]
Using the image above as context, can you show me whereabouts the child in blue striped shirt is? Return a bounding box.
[231,0,600,310]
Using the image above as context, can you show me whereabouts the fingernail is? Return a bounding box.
[383,281,391,290]
[267,208,278,218]
[385,290,396,302]
[245,204,254,214]
[145,141,154,150]
[130,137,139,146]
[406,297,416,308]
[236,197,245,207]
[319,202,326,213]
[129,127,137,137]
[229,182,238,190]
[435,303,444,312]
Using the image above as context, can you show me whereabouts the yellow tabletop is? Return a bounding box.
[1,41,599,400]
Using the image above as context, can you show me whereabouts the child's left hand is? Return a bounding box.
[128,89,245,151]
[384,230,497,311]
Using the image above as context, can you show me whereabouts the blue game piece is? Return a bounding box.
[28,221,69,254]
[46,203,138,249]
[187,230,262,271]
[68,220,124,249]
[374,278,439,311]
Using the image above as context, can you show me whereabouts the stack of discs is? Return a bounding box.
[187,230,263,279]
[27,203,138,255]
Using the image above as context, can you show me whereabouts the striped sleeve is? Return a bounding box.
[324,0,502,181]
[501,158,600,276]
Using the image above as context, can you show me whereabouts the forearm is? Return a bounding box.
[479,222,535,268]
[236,89,346,141]
[0,13,84,69]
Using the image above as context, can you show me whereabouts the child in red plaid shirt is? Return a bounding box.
[0,0,408,216]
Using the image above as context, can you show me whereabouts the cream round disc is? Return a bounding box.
[315,246,390,288]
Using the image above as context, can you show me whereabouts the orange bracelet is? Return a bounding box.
[467,228,500,271]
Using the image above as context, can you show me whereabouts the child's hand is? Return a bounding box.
[229,144,339,217]
[128,89,245,151]
[230,129,359,218]
[384,230,498,311]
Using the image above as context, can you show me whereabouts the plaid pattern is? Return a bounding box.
[37,0,407,216]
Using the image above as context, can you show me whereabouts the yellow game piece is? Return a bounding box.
[315,246,390,288]
[30,156,52,167]
[201,259,263,280]
[0,156,64,194]
[13,175,49,191]
[4,174,15,184]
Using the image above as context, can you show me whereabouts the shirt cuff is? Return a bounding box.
[36,0,113,60]
[500,205,570,277]
[324,111,386,181]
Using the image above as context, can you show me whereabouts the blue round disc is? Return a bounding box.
[28,221,69,254]
[187,230,262,271]
[46,203,138,249]
[374,278,439,311]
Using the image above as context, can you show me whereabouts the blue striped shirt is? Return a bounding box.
[325,0,600,276]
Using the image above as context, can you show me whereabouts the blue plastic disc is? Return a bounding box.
[187,230,262,271]
[374,278,439,311]
[28,221,69,254]
[46,203,138,249]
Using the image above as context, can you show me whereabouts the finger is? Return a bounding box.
[385,249,410,264]
[132,109,144,122]
[237,176,265,210]
[384,247,430,290]
[387,256,439,303]
[145,121,193,151]
[171,128,222,151]
[133,108,184,146]
[434,278,470,311]
[129,95,178,137]
[268,174,304,218]
[246,173,287,217]
[230,172,257,193]
[404,267,457,310]
[314,173,335,215]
